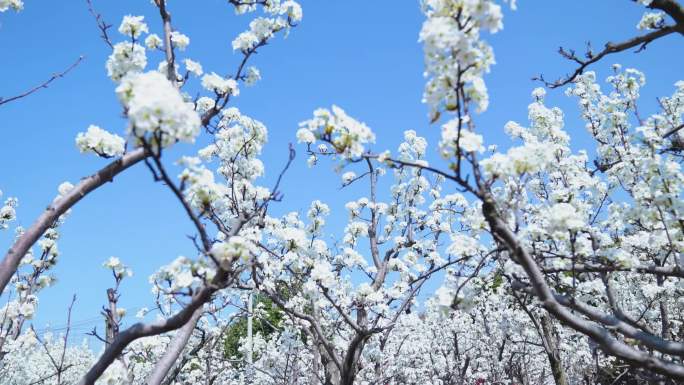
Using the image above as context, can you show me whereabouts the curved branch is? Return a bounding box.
[0,148,149,296]
[650,0,684,25]
[537,26,679,88]
[78,213,249,384]
[146,307,203,385]
[85,0,113,48]
[77,284,215,385]
[480,193,684,379]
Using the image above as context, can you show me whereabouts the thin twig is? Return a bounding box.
[535,26,678,88]
[0,56,84,106]
[85,0,113,48]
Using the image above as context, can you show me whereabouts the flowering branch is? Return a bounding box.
[536,0,684,88]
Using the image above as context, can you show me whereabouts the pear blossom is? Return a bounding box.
[637,11,665,29]
[4,1,684,384]
[170,31,190,50]
[184,59,203,76]
[341,171,356,185]
[299,105,375,159]
[106,42,147,81]
[145,33,163,49]
[116,71,201,147]
[118,15,148,38]
[244,66,261,86]
[75,125,125,158]
[202,72,239,96]
[0,0,22,12]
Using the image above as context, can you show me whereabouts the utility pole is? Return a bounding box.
[247,291,253,366]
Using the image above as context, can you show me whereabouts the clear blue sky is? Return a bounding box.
[0,1,680,340]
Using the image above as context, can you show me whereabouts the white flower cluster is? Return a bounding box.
[306,200,330,235]
[145,33,163,49]
[178,157,227,208]
[97,360,129,385]
[544,203,585,233]
[271,225,308,252]
[171,31,190,51]
[310,260,335,288]
[232,18,286,52]
[195,96,216,114]
[440,118,484,157]
[398,130,428,160]
[116,71,201,147]
[637,12,665,29]
[210,236,254,266]
[481,141,555,177]
[184,59,203,77]
[201,72,239,96]
[244,66,261,86]
[2,296,37,320]
[344,221,369,246]
[106,15,155,81]
[106,42,147,81]
[0,192,18,230]
[103,256,132,279]
[231,1,302,52]
[341,171,356,185]
[210,107,269,182]
[298,105,375,159]
[0,0,22,12]
[282,0,302,23]
[419,0,510,119]
[150,256,209,293]
[118,15,148,38]
[479,91,563,178]
[75,125,125,158]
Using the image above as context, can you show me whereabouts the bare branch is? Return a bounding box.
[85,0,113,48]
[155,0,177,82]
[536,26,679,88]
[0,56,84,106]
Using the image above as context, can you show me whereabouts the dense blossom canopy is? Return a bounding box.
[1,0,684,384]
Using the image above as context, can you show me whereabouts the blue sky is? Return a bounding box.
[0,1,680,341]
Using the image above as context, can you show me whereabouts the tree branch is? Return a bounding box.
[145,307,203,385]
[0,148,149,296]
[0,56,84,106]
[536,26,679,88]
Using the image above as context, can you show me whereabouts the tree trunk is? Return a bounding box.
[541,315,569,385]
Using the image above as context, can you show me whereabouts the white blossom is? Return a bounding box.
[0,0,22,12]
[118,15,148,38]
[75,125,125,158]
[170,31,190,50]
[202,72,239,96]
[145,33,163,49]
[106,42,147,81]
[184,59,203,76]
[116,71,201,147]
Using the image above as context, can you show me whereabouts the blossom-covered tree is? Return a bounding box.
[1,0,684,384]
